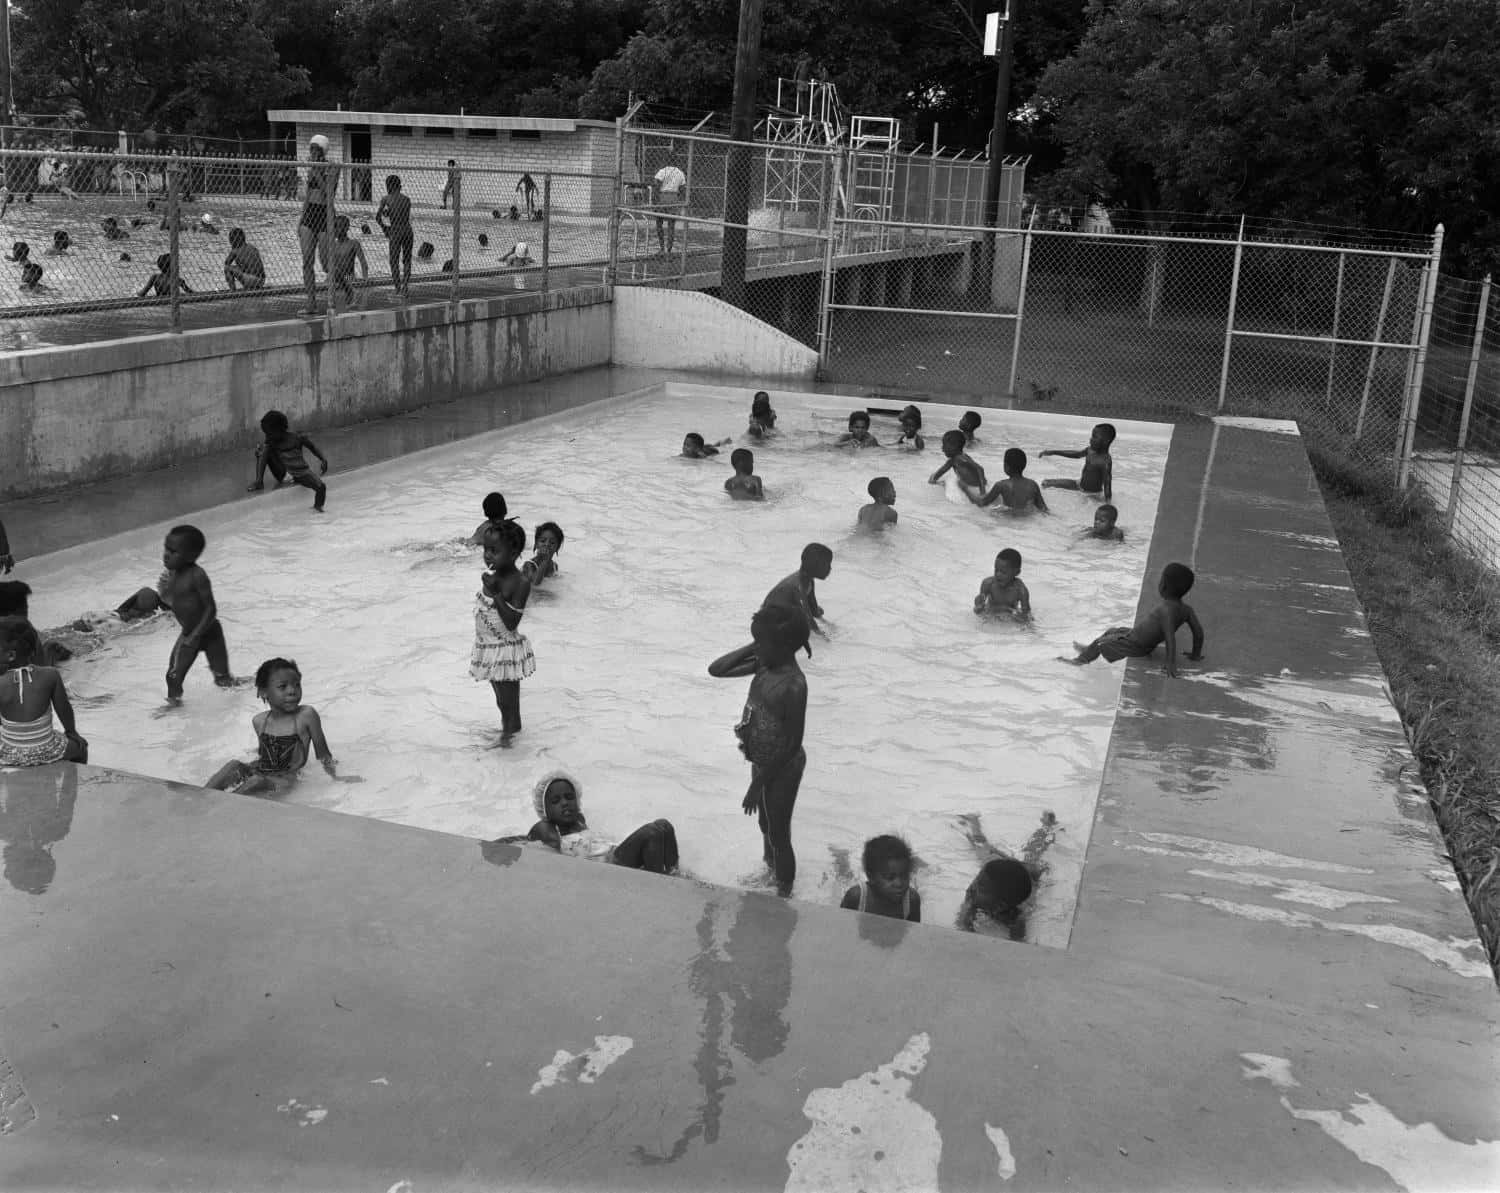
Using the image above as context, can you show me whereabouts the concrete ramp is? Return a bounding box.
[612,287,818,380]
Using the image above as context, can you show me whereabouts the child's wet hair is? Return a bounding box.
[534,521,565,549]
[0,580,31,617]
[752,390,772,413]
[862,834,913,876]
[484,519,527,556]
[975,857,1033,910]
[167,524,206,559]
[1003,447,1027,473]
[801,542,834,570]
[997,548,1022,569]
[0,616,41,665]
[481,491,508,521]
[1097,503,1118,522]
[960,410,982,430]
[900,404,922,428]
[751,601,810,654]
[254,656,301,694]
[940,429,966,455]
[848,410,871,429]
[260,409,289,435]
[867,476,892,499]
[683,432,705,449]
[730,448,754,473]
[1094,423,1117,445]
[1160,561,1195,598]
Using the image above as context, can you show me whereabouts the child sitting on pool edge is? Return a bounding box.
[725,449,764,500]
[1065,561,1204,677]
[491,770,680,874]
[0,616,88,766]
[522,522,564,584]
[840,834,921,921]
[857,477,897,530]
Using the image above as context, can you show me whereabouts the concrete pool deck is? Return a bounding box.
[1,384,1497,1191]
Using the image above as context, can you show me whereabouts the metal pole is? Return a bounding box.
[325,165,338,317]
[1396,224,1444,490]
[681,138,695,280]
[1323,251,1346,408]
[0,0,13,182]
[815,154,842,379]
[167,165,182,332]
[1006,206,1039,400]
[608,117,625,285]
[1216,215,1247,410]
[541,174,551,292]
[1355,258,1398,440]
[925,131,936,231]
[238,137,244,195]
[1446,273,1492,532]
[979,1,1021,290]
[449,169,461,310]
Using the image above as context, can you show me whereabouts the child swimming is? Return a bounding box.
[956,857,1035,939]
[522,522,565,584]
[160,525,238,704]
[204,657,350,796]
[839,834,921,921]
[893,405,925,451]
[470,520,535,745]
[747,391,777,439]
[927,430,991,503]
[959,410,982,445]
[466,491,509,546]
[0,616,88,766]
[1078,503,1124,542]
[682,432,731,458]
[974,548,1031,620]
[1041,422,1116,501]
[725,448,765,500]
[992,448,1048,513]
[857,477,898,530]
[834,410,880,448]
[1065,561,1204,676]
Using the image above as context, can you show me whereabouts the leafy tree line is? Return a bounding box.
[11,1,1498,271]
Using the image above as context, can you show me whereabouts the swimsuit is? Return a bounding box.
[165,619,232,699]
[469,592,536,682]
[219,727,305,793]
[856,883,914,920]
[1088,627,1153,662]
[0,667,69,767]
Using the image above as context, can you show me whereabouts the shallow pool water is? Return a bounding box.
[19,388,1171,944]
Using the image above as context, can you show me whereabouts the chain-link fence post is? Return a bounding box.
[1324,251,1347,408]
[1215,216,1247,410]
[1355,259,1398,441]
[815,153,843,378]
[1005,205,1039,399]
[450,169,462,310]
[1445,272,1492,531]
[540,173,551,292]
[608,118,625,286]
[167,164,182,332]
[1397,223,1445,490]
[325,167,339,317]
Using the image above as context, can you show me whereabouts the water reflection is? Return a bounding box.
[0,766,78,895]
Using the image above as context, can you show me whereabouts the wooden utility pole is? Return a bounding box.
[0,0,14,165]
[722,0,765,308]
[978,2,1021,294]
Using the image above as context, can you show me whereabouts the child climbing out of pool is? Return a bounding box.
[375,174,413,298]
[747,391,777,439]
[764,542,832,640]
[204,657,357,796]
[522,522,564,584]
[1064,561,1204,676]
[840,834,921,921]
[974,548,1031,620]
[160,525,239,705]
[993,448,1049,514]
[857,477,898,530]
[328,215,369,310]
[1077,504,1124,542]
[834,410,880,449]
[928,430,991,503]
[465,492,508,546]
[137,253,193,298]
[708,602,810,897]
[955,811,1056,940]
[470,520,534,746]
[489,770,680,874]
[248,410,328,511]
[0,617,88,766]
[1041,422,1116,501]
[894,405,924,450]
[682,432,731,458]
[725,449,764,500]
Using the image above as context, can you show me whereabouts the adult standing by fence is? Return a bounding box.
[652,151,687,257]
[298,134,334,316]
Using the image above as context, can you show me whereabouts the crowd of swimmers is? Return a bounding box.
[0,391,1205,940]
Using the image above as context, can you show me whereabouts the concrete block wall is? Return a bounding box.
[0,288,611,498]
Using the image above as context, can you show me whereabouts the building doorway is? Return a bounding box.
[348,129,372,202]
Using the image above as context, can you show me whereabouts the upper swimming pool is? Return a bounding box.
[18,386,1171,944]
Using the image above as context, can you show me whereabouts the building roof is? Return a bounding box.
[266,110,615,133]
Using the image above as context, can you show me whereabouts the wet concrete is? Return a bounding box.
[1,405,1497,1191]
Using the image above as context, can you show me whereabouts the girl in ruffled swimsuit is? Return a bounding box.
[470,520,535,746]
[0,616,88,767]
[205,657,350,796]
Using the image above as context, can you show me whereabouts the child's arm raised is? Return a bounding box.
[1040,446,1087,459]
[974,578,992,614]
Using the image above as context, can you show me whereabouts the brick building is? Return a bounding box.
[265,111,619,216]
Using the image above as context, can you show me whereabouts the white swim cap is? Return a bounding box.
[514,241,529,257]
[309,134,329,152]
[200,211,214,225]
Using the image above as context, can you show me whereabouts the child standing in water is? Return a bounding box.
[992,448,1049,513]
[840,834,921,921]
[747,391,777,439]
[725,449,765,500]
[1041,422,1116,501]
[1065,561,1204,676]
[857,477,898,529]
[834,410,881,448]
[975,548,1031,620]
[1078,504,1124,542]
[0,617,87,765]
[708,603,811,897]
[893,405,925,451]
[470,520,534,745]
[764,542,832,638]
[928,430,991,503]
[204,657,350,795]
[161,525,238,704]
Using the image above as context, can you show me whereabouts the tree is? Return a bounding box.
[11,0,310,134]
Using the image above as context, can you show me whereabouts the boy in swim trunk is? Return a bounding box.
[249,410,329,511]
[160,525,238,704]
[375,174,413,298]
[1064,561,1204,676]
[328,215,369,310]
[1041,422,1116,501]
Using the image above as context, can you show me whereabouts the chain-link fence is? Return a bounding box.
[0,148,614,346]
